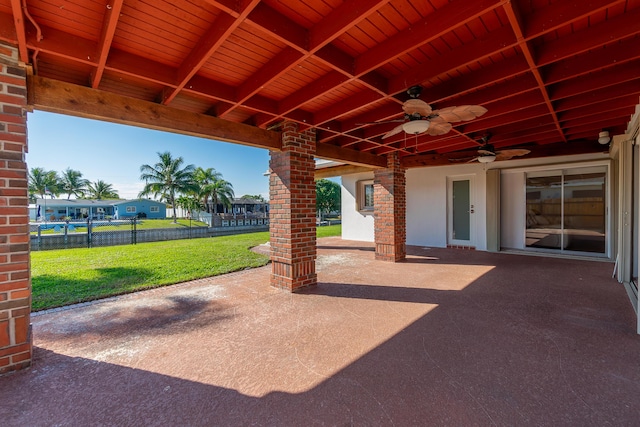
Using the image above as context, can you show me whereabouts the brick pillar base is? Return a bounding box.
[269,122,317,291]
[374,152,406,262]
[0,42,32,374]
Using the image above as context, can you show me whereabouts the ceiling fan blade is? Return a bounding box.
[382,123,405,139]
[434,105,488,122]
[426,121,452,136]
[496,148,531,157]
[467,157,480,163]
[403,99,432,116]
[477,149,495,156]
[495,149,531,160]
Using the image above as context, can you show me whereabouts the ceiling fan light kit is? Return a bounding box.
[477,154,496,163]
[402,120,430,135]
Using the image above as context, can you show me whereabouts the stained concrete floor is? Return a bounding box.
[1,237,640,426]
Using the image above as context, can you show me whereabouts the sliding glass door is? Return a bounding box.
[525,167,607,255]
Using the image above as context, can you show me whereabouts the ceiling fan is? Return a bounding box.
[467,135,531,163]
[361,86,488,139]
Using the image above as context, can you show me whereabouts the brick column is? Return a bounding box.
[0,43,31,374]
[269,122,317,291]
[374,152,406,262]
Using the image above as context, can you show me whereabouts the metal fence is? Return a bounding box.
[30,218,271,251]
[30,219,208,251]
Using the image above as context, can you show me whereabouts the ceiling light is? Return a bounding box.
[402,120,430,135]
[478,155,496,163]
[598,131,611,145]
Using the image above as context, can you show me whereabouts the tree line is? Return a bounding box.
[28,167,119,201]
[29,151,339,223]
[27,151,262,222]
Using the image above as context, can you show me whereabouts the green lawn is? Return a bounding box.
[31,225,341,311]
[317,224,341,238]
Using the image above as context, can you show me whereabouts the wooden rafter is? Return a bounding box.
[162,0,261,105]
[9,0,27,62]
[91,0,124,89]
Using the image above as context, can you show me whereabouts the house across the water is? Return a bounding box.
[31,198,167,221]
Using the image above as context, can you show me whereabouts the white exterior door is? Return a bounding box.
[448,176,474,247]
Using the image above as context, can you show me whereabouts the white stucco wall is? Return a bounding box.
[341,172,375,242]
[406,164,487,249]
[341,151,611,252]
[342,164,488,249]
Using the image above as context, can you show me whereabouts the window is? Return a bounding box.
[126,206,136,213]
[357,180,374,212]
[150,206,159,213]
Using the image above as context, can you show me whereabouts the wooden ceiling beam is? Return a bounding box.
[315,143,386,168]
[561,107,634,130]
[274,71,349,120]
[27,76,281,151]
[559,94,640,122]
[555,80,640,112]
[524,0,624,37]
[315,165,373,180]
[544,38,640,86]
[24,22,95,66]
[549,61,640,101]
[247,1,394,127]
[346,0,629,147]
[388,26,517,94]
[9,0,27,63]
[201,0,238,17]
[536,7,640,67]
[217,47,304,118]
[313,89,384,126]
[246,3,308,51]
[427,55,531,104]
[183,75,237,105]
[163,0,260,106]
[91,0,124,89]
[464,104,550,134]
[503,1,565,143]
[565,118,630,138]
[355,0,506,76]
[309,0,392,51]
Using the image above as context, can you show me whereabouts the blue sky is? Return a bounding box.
[26,111,272,200]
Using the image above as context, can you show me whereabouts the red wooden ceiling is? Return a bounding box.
[2,0,640,160]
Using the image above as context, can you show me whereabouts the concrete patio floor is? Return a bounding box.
[1,237,639,426]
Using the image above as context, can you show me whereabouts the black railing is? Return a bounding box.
[30,218,269,251]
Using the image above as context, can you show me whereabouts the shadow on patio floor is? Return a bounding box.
[1,237,639,425]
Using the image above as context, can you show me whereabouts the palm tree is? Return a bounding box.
[206,178,234,214]
[139,151,196,222]
[60,168,89,199]
[193,167,222,213]
[28,167,60,199]
[87,180,119,200]
[176,195,202,218]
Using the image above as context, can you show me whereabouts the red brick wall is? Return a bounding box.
[0,42,32,374]
[374,152,406,262]
[269,122,317,291]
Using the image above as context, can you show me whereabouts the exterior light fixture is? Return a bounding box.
[598,131,611,145]
[402,120,430,135]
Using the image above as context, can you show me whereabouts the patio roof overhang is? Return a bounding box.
[1,0,639,168]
